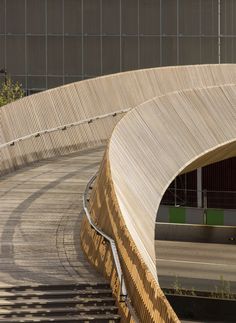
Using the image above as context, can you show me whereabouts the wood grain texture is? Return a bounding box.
[1,65,236,175]
[109,84,236,281]
[82,150,179,322]
[1,65,236,322]
[0,147,105,287]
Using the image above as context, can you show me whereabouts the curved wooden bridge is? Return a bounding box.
[1,65,236,322]
[0,147,105,286]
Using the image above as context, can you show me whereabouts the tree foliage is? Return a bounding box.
[0,77,25,107]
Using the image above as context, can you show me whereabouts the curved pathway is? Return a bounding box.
[0,146,105,287]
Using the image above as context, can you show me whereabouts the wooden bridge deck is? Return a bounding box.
[0,146,105,287]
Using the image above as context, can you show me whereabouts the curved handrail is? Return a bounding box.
[83,173,140,323]
[0,108,131,149]
[2,65,236,321]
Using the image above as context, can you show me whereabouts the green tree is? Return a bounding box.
[0,77,24,107]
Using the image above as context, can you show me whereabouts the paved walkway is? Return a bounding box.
[0,146,105,287]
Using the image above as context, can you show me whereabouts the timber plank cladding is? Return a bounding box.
[1,65,236,322]
[1,65,236,175]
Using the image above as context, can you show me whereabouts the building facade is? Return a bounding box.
[0,0,236,93]
[1,0,236,207]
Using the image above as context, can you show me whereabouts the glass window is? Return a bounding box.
[47,0,63,34]
[64,36,82,75]
[65,76,82,84]
[201,0,217,36]
[201,37,218,63]
[221,0,236,36]
[7,36,25,74]
[122,0,138,35]
[27,36,46,75]
[47,76,63,89]
[179,0,200,35]
[122,36,138,71]
[162,0,177,35]
[0,36,5,69]
[139,0,160,35]
[83,0,100,35]
[6,0,25,34]
[221,37,236,63]
[140,36,160,68]
[64,0,82,34]
[0,0,5,34]
[47,36,63,75]
[179,37,201,65]
[102,36,120,74]
[102,0,120,35]
[27,0,46,34]
[162,36,177,65]
[84,36,101,76]
[28,76,46,90]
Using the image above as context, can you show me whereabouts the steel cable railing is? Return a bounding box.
[0,108,131,149]
[83,173,140,323]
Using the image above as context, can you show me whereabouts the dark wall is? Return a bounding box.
[1,0,236,92]
[162,158,236,209]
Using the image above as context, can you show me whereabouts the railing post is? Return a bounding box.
[197,168,202,208]
[83,173,139,322]
[203,189,207,224]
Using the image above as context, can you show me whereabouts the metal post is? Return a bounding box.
[177,0,179,65]
[4,0,6,71]
[218,0,221,64]
[119,0,122,72]
[25,0,28,91]
[199,0,202,63]
[174,178,177,206]
[160,0,162,66]
[45,0,48,89]
[197,168,202,208]
[184,173,187,206]
[137,0,140,69]
[203,189,207,224]
[100,0,103,75]
[62,0,65,85]
[81,0,84,79]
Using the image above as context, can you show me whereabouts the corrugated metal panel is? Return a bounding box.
[0,0,234,90]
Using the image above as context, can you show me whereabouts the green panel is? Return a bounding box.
[169,207,186,223]
[206,209,224,225]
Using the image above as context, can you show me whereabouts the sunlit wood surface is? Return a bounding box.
[0,147,105,286]
[109,84,236,280]
[1,65,236,322]
[1,65,236,175]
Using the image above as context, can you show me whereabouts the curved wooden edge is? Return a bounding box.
[108,84,236,281]
[0,115,124,177]
[80,148,179,323]
[2,64,236,175]
[3,65,236,321]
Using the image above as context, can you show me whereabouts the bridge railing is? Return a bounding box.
[82,172,140,322]
[80,149,179,323]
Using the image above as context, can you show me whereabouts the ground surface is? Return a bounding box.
[156,240,236,293]
[0,146,105,286]
[0,146,235,297]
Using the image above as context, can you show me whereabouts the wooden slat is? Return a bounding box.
[1,65,236,175]
[0,147,105,287]
[2,65,236,322]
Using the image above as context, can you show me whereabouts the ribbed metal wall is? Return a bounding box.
[1,0,236,93]
[1,0,236,205]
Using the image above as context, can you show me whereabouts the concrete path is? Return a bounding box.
[0,146,105,287]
